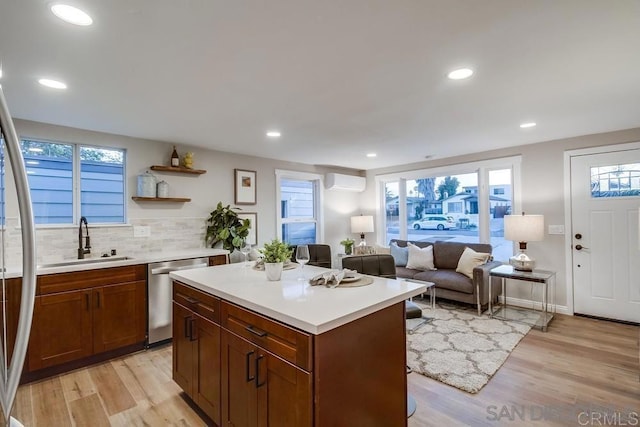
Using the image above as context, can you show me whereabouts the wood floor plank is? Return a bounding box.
[68,393,110,427]
[88,362,136,416]
[10,311,638,427]
[11,383,34,425]
[30,377,72,426]
[60,369,97,402]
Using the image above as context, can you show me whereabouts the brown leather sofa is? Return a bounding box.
[390,239,502,315]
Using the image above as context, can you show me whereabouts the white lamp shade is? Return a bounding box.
[351,215,374,233]
[504,214,544,242]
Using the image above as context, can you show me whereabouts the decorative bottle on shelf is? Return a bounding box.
[171,146,179,167]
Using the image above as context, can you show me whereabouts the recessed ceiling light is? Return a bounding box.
[266,131,281,138]
[51,4,93,26]
[38,78,67,89]
[366,153,377,158]
[447,68,474,80]
[520,122,537,128]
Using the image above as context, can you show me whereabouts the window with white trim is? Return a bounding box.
[276,170,323,245]
[21,139,126,224]
[376,157,520,262]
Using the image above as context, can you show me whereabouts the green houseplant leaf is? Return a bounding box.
[259,239,293,263]
[205,202,250,251]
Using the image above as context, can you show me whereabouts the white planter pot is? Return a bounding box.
[264,262,284,281]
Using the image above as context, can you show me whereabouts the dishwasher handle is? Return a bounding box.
[151,262,208,275]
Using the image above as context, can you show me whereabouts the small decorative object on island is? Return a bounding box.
[171,145,179,167]
[183,151,194,169]
[259,238,293,281]
[340,237,355,255]
[205,202,251,251]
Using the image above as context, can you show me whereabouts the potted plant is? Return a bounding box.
[340,238,355,255]
[205,202,250,251]
[259,238,293,281]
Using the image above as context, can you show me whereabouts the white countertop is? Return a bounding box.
[3,248,229,278]
[170,263,427,335]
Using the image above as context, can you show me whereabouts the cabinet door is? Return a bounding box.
[193,314,221,425]
[256,351,312,427]
[28,290,93,371]
[173,302,194,396]
[221,331,258,427]
[93,280,146,353]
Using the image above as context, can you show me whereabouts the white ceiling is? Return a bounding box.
[1,0,639,170]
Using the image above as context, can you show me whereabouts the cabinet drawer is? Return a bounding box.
[173,281,220,324]
[221,301,312,371]
[38,265,146,295]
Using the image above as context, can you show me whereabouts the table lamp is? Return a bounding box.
[504,213,544,271]
[351,215,374,247]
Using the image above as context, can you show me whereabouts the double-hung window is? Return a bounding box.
[21,139,126,225]
[276,170,323,245]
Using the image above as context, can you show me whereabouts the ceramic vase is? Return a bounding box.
[264,262,284,281]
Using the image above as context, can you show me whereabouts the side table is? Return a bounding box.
[489,264,556,331]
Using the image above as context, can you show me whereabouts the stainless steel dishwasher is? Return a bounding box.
[147,257,209,346]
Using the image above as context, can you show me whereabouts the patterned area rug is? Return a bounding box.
[406,300,535,393]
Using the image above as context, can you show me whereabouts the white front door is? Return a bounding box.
[570,148,640,323]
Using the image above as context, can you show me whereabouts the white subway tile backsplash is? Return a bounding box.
[2,217,209,266]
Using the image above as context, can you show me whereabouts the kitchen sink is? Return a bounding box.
[38,256,135,269]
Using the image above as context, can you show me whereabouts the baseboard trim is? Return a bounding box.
[498,295,571,316]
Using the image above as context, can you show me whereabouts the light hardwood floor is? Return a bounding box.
[11,313,639,426]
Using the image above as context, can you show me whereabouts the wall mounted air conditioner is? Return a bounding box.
[325,173,366,192]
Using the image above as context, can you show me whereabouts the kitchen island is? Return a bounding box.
[170,263,426,427]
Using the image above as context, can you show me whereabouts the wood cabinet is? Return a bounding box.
[221,331,312,427]
[173,281,406,427]
[26,265,146,377]
[209,254,228,266]
[173,282,222,425]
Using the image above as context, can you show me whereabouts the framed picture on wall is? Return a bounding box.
[234,169,257,205]
[238,212,257,245]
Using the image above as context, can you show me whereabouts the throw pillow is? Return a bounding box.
[406,242,436,271]
[456,247,490,279]
[390,242,408,267]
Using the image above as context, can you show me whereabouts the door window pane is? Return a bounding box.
[590,163,640,198]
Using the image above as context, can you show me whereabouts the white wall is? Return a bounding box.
[363,127,640,309]
[3,119,362,264]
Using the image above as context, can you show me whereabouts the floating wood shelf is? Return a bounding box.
[150,165,206,175]
[131,197,191,202]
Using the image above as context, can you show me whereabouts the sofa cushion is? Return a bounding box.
[390,242,409,267]
[433,241,492,269]
[412,270,474,294]
[456,247,490,279]
[406,242,436,271]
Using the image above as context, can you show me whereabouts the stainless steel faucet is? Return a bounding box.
[78,216,91,259]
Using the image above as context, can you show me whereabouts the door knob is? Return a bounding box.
[574,233,582,239]
[575,244,588,251]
